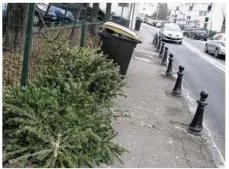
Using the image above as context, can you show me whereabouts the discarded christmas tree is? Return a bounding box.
[3,35,127,167]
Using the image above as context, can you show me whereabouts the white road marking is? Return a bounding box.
[183,41,225,72]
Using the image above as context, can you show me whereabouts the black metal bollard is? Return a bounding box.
[172,66,184,97]
[153,34,158,45]
[159,43,165,58]
[161,47,168,65]
[188,90,209,135]
[156,37,162,52]
[165,53,174,77]
[155,35,159,47]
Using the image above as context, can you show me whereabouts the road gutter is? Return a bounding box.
[182,86,225,167]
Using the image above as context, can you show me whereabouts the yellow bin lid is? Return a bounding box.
[102,22,143,43]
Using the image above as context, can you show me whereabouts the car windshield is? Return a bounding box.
[37,3,48,11]
[164,24,181,31]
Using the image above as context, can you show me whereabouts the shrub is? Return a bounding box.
[35,41,126,107]
[3,41,127,167]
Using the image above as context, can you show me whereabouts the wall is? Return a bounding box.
[138,3,155,16]
[129,3,140,30]
[207,3,225,32]
[98,3,140,30]
[99,3,132,20]
[169,3,225,31]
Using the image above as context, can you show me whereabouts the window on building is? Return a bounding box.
[207,4,212,12]
[203,11,206,16]
[175,15,177,18]
[205,17,209,22]
[199,11,202,16]
[189,5,193,11]
[176,6,179,10]
[187,16,191,20]
[143,7,146,10]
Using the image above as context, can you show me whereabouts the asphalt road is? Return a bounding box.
[139,23,225,159]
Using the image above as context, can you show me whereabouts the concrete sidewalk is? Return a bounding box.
[101,26,223,168]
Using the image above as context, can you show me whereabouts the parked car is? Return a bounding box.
[153,21,157,27]
[156,22,162,28]
[178,24,186,30]
[35,3,74,26]
[188,28,208,41]
[110,13,130,28]
[183,28,191,36]
[144,18,148,23]
[204,33,226,58]
[3,3,8,36]
[34,3,58,26]
[148,20,154,26]
[159,23,183,44]
[183,26,198,36]
[2,3,68,27]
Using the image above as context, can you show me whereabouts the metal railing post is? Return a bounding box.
[80,21,86,47]
[21,3,35,86]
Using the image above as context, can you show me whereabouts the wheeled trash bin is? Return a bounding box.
[98,22,143,76]
[135,18,142,31]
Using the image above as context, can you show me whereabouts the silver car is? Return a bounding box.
[204,33,226,58]
[159,23,183,44]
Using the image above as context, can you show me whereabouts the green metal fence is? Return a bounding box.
[3,3,104,87]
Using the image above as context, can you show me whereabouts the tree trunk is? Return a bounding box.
[105,3,112,21]
[91,3,99,36]
[3,3,29,53]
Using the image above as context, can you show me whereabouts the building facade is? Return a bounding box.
[169,3,225,32]
[98,3,140,30]
[138,3,156,19]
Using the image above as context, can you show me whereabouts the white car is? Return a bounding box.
[204,33,226,58]
[156,22,162,27]
[159,23,183,44]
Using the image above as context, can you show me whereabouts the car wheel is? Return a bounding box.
[204,45,208,53]
[179,41,182,44]
[204,38,207,41]
[214,48,219,58]
[33,13,40,26]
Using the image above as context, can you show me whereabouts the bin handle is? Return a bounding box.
[98,31,140,43]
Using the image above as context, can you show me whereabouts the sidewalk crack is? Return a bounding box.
[181,140,192,167]
[170,120,188,127]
